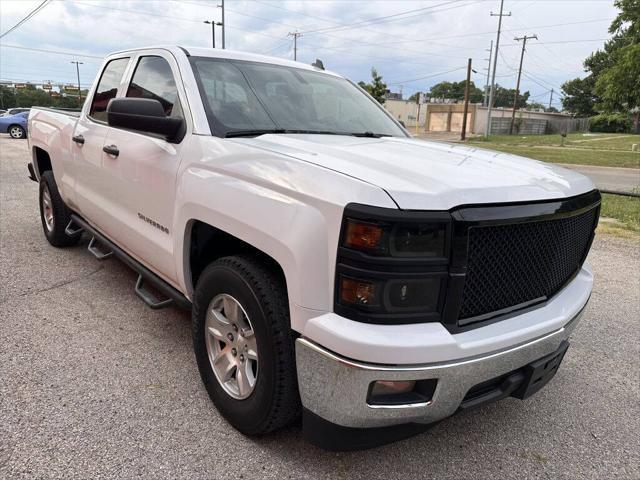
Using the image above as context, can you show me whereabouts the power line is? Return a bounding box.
[213,3,472,61]
[387,67,467,85]
[0,44,103,60]
[501,38,607,47]
[0,0,50,39]
[300,1,463,35]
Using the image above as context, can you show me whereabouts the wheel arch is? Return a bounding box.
[184,219,292,308]
[32,146,52,177]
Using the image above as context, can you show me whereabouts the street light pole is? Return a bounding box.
[70,61,83,103]
[204,20,223,48]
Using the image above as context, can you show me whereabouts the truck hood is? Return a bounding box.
[231,134,595,210]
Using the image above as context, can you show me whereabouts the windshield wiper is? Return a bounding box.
[225,129,392,138]
[225,129,287,138]
[349,131,391,138]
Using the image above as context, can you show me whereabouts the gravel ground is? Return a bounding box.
[1,135,639,479]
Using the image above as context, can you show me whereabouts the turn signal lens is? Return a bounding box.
[343,219,385,253]
[340,276,379,307]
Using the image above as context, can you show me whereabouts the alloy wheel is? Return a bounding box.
[41,185,54,232]
[205,293,259,400]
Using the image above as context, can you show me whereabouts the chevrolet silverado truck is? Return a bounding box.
[27,46,600,450]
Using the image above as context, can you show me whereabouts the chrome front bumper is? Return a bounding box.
[295,310,583,429]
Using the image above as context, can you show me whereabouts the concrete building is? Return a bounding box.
[384,99,587,136]
[383,99,426,127]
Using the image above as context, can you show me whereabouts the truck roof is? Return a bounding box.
[106,45,340,77]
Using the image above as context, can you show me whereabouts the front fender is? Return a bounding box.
[173,137,396,331]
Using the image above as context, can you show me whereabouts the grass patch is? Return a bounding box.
[468,133,640,168]
[600,193,640,233]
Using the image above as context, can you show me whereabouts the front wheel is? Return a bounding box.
[192,255,300,435]
[9,125,26,139]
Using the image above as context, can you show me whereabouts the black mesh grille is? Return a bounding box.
[459,207,598,321]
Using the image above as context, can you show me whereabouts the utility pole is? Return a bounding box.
[548,88,554,110]
[483,40,493,107]
[485,0,510,137]
[288,31,302,61]
[509,34,537,134]
[70,61,83,103]
[218,0,225,49]
[461,58,472,141]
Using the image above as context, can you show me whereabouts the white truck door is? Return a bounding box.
[72,56,131,226]
[96,53,189,285]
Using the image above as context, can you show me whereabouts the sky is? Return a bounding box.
[0,0,619,108]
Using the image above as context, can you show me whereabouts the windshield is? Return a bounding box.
[190,57,406,138]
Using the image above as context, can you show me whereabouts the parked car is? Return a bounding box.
[1,111,29,139]
[2,107,30,116]
[27,46,600,450]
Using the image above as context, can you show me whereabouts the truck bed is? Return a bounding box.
[31,106,81,118]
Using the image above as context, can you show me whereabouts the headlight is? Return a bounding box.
[342,218,447,258]
[335,204,451,325]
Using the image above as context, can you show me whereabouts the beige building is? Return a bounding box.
[384,99,585,135]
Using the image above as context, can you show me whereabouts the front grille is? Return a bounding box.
[459,206,598,322]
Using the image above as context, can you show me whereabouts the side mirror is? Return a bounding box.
[107,98,184,142]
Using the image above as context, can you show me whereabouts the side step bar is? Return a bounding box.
[88,236,113,260]
[135,275,174,309]
[64,219,84,237]
[70,214,192,311]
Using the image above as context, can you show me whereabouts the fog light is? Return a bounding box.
[370,380,416,396]
[367,379,437,407]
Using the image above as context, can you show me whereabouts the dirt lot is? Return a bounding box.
[1,136,639,479]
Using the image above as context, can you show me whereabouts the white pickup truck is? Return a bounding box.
[27,46,600,450]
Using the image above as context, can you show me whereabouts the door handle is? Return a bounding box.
[72,134,85,145]
[103,145,119,157]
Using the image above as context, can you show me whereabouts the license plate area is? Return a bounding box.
[512,340,569,399]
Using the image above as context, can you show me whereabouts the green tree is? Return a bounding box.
[562,0,639,117]
[0,85,18,109]
[594,44,640,112]
[492,84,530,108]
[428,80,484,103]
[561,77,598,116]
[358,68,387,104]
[527,102,547,111]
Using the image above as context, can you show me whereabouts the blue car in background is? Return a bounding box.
[0,111,29,139]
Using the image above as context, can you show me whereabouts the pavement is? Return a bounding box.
[1,135,639,479]
[557,164,639,194]
[412,132,640,193]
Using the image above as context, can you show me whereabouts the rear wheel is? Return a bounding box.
[9,125,25,139]
[39,171,81,247]
[192,255,300,435]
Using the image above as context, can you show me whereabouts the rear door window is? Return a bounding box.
[89,57,130,122]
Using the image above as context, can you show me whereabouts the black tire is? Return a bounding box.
[39,170,81,247]
[192,255,301,435]
[8,125,26,139]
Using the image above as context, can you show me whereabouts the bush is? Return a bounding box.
[588,113,632,133]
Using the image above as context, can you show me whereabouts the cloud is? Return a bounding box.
[0,0,615,102]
